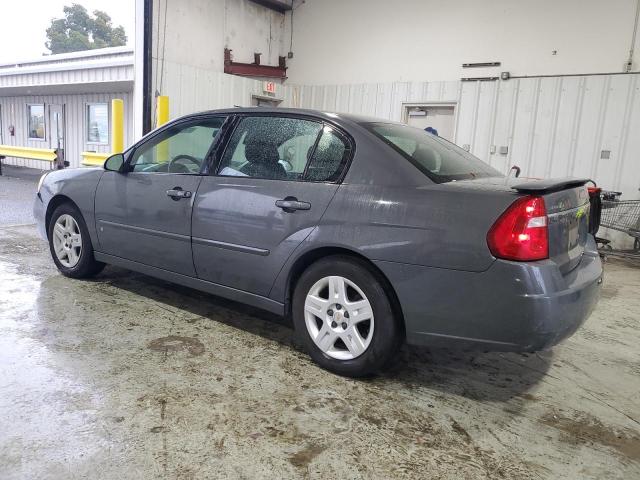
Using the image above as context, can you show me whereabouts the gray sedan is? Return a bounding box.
[34,108,603,377]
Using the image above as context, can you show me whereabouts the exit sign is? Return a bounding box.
[263,81,276,94]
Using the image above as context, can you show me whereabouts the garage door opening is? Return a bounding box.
[403,104,456,141]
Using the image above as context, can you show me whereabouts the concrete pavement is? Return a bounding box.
[0,166,46,226]
[0,224,638,479]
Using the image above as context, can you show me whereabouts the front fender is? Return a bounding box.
[37,167,104,248]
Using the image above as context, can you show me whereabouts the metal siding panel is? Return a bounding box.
[0,91,132,169]
[374,83,393,120]
[323,85,337,111]
[509,78,540,176]
[489,79,519,173]
[592,75,632,190]
[390,82,409,121]
[347,84,363,114]
[335,84,350,113]
[472,81,498,161]
[529,78,562,178]
[613,75,639,197]
[572,76,608,180]
[549,77,582,178]
[455,81,480,154]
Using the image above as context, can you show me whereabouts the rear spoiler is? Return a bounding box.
[511,178,590,194]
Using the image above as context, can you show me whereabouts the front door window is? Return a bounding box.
[130,117,225,174]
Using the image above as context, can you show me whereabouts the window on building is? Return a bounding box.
[87,103,109,144]
[27,104,45,140]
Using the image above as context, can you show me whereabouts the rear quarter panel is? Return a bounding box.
[268,182,518,304]
[317,183,517,271]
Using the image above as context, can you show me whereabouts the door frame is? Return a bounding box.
[251,94,282,107]
[48,104,66,167]
[401,101,458,142]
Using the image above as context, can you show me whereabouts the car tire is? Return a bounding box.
[47,203,105,279]
[292,255,402,377]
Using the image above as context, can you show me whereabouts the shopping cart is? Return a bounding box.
[597,190,640,255]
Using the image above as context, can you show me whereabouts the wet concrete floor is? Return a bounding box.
[0,224,638,479]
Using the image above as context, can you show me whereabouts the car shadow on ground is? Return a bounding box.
[94,266,552,403]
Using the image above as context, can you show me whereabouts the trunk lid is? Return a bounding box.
[514,178,591,273]
[449,176,592,273]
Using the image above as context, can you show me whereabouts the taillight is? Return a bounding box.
[487,196,548,261]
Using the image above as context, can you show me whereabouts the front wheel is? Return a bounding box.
[48,203,105,278]
[292,256,402,377]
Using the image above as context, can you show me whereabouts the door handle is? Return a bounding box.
[166,188,192,200]
[275,197,311,212]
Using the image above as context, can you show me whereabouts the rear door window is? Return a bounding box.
[305,126,350,182]
[217,116,351,182]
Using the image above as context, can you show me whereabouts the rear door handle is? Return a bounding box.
[167,188,192,200]
[275,197,311,212]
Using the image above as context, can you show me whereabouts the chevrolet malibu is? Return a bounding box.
[34,108,603,377]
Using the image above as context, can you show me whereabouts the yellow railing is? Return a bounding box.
[81,151,109,166]
[0,145,57,162]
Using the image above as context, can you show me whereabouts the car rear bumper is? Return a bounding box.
[374,236,603,351]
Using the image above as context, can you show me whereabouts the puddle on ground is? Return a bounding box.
[540,411,640,461]
[148,335,205,356]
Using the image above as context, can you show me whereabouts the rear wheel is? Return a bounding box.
[48,203,105,278]
[292,256,402,377]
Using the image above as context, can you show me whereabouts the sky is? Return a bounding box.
[0,0,135,64]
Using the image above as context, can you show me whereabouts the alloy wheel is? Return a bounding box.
[304,275,374,360]
[52,214,83,268]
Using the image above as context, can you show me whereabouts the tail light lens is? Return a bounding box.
[587,186,601,197]
[487,196,548,261]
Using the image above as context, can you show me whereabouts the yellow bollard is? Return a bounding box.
[156,96,170,165]
[156,96,169,127]
[111,99,124,154]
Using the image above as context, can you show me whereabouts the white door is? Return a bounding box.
[406,106,455,141]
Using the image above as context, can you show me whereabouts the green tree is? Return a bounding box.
[45,4,127,54]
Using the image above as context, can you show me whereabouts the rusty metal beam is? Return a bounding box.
[224,48,287,79]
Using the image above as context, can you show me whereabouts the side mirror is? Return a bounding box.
[104,153,125,172]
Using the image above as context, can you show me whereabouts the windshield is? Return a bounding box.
[365,122,502,183]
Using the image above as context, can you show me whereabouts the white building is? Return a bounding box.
[1,0,639,204]
[0,47,134,169]
[139,0,640,203]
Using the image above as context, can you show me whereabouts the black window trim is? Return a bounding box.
[209,111,356,184]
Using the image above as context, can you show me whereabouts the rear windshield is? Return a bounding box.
[365,122,502,183]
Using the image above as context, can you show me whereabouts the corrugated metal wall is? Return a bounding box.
[0,65,134,90]
[284,75,640,201]
[156,69,640,201]
[281,74,640,247]
[153,61,279,121]
[0,92,133,169]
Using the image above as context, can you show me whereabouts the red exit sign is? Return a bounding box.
[263,81,276,94]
